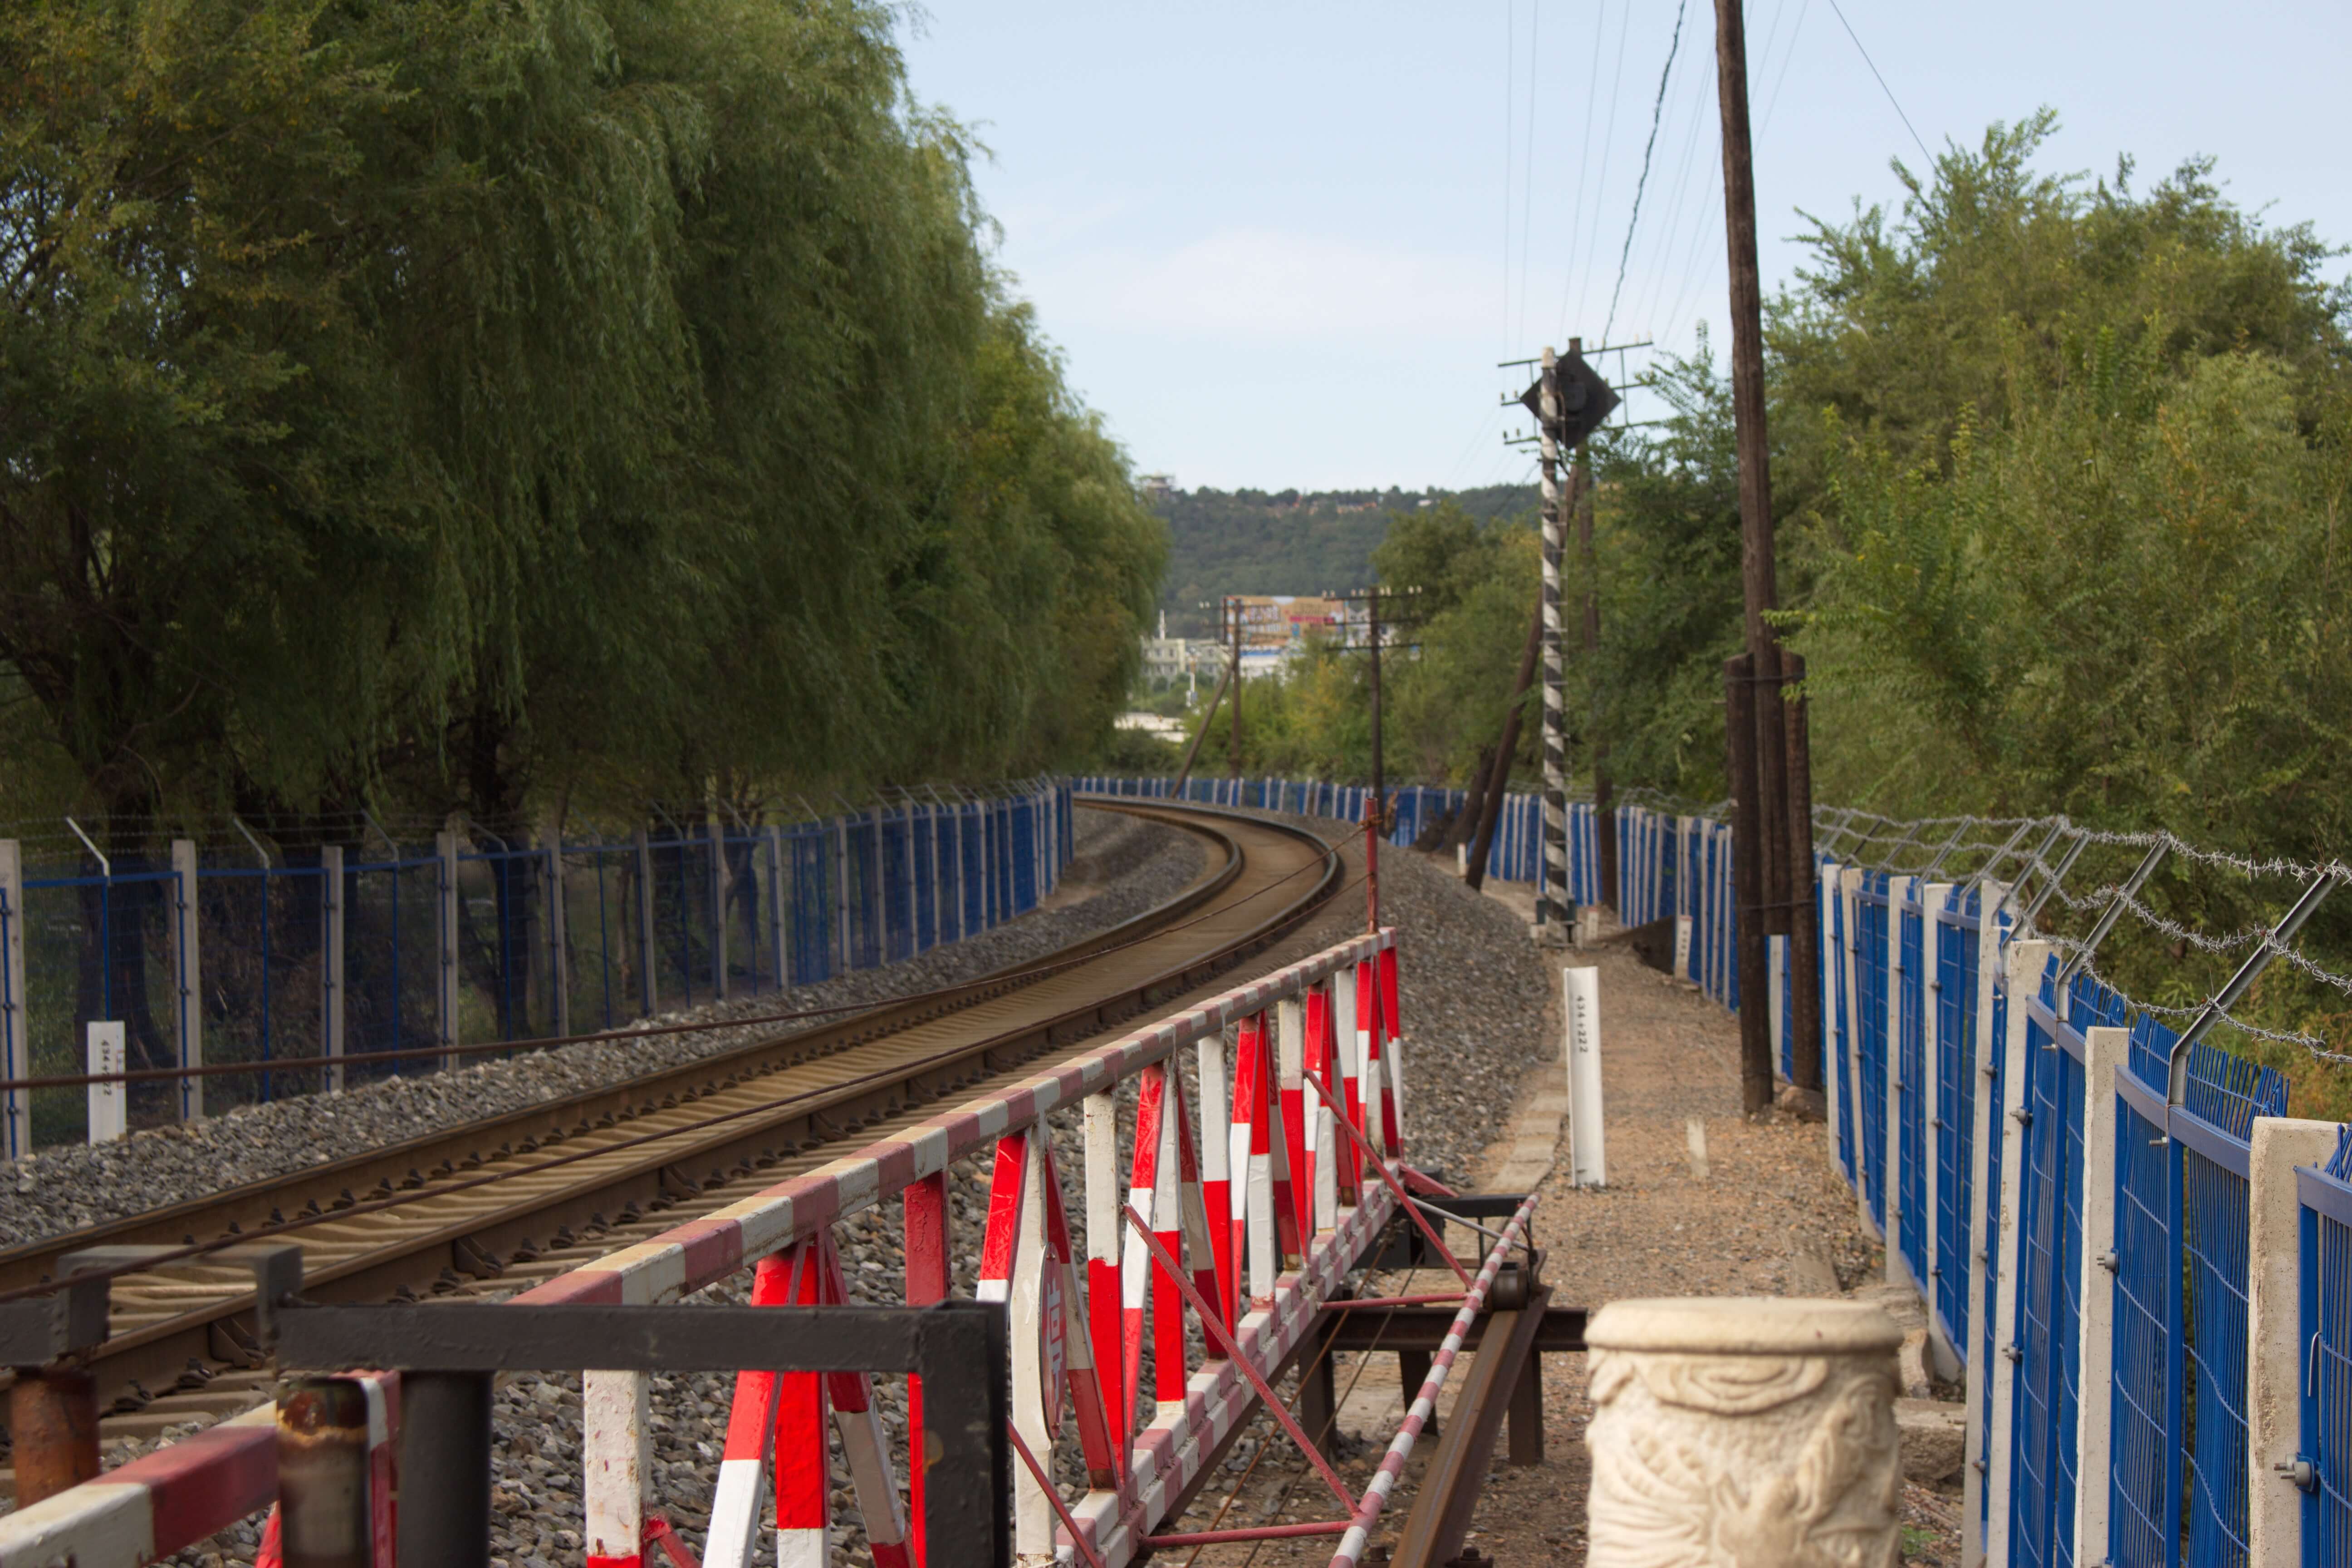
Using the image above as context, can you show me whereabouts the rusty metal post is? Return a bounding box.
[10,1364,100,1504]
[278,1377,377,1568]
[1363,794,1382,933]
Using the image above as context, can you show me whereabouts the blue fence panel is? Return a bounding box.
[912,813,937,954]
[1013,796,1039,912]
[195,861,327,1110]
[20,862,186,1135]
[2008,985,2085,1568]
[2110,1061,2172,1568]
[2173,1039,2287,1568]
[1932,887,1981,1352]
[458,844,557,1046]
[1856,876,1889,1229]
[882,813,912,966]
[788,828,833,986]
[1897,886,1930,1289]
[960,805,986,941]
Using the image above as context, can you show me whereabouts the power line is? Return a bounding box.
[1514,3,1542,345]
[1823,0,1930,162]
[1601,0,1690,344]
[1501,0,1515,355]
[1570,1,1635,330]
[1553,0,1612,339]
[1759,0,1813,137]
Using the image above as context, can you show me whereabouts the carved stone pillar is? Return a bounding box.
[1586,1298,1903,1567]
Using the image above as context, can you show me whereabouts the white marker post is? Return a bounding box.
[1563,965,1607,1186]
[1672,914,1693,981]
[86,1021,126,1144]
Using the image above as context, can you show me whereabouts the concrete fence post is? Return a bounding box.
[633,827,658,1016]
[1983,936,2050,1568]
[2248,1115,2340,1566]
[2073,1024,2129,1566]
[1885,874,1915,1287]
[1961,878,2009,1565]
[169,838,202,1124]
[320,845,346,1094]
[436,830,462,1070]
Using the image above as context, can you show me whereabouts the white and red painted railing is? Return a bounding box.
[543,925,1412,1568]
[0,927,1434,1568]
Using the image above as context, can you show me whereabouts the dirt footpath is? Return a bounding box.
[1171,866,1964,1567]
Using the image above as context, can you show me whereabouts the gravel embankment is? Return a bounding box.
[0,809,1203,1250]
[167,824,1558,1568]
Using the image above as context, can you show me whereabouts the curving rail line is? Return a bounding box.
[0,799,1348,1493]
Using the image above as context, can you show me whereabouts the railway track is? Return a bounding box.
[0,798,1347,1492]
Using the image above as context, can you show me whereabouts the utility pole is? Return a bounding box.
[1367,585,1384,818]
[1325,585,1423,831]
[1227,595,1244,784]
[1714,0,1817,1115]
[1536,346,1571,940]
[1465,593,1543,893]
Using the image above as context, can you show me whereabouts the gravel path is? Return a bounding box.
[1169,886,1960,1568]
[161,814,1566,1566]
[0,808,1203,1250]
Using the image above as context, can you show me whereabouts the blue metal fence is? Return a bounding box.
[0,780,1070,1149]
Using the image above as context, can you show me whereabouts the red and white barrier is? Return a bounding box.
[0,927,1407,1568]
[549,925,1406,1568]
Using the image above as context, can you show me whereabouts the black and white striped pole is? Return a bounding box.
[1536,345,1571,941]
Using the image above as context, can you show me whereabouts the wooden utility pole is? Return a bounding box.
[1465,592,1545,893]
[1715,0,1818,1115]
[1367,586,1385,819]
[1227,595,1244,783]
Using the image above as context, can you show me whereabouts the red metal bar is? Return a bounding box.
[1121,1205,1358,1514]
[1144,1520,1352,1547]
[1306,1073,1472,1286]
[903,1171,949,1568]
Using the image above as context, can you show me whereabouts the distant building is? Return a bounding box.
[1139,473,1176,499]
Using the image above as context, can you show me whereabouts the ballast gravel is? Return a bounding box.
[163,822,1558,1568]
[0,809,1203,1250]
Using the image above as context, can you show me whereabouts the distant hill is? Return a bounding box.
[1152,483,1538,636]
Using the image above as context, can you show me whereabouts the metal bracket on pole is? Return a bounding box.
[1920,822,1973,879]
[2016,830,2089,931]
[2166,868,2340,1107]
[2054,842,2170,1006]
[1994,819,2072,923]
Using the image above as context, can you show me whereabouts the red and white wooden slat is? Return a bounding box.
[0,929,1399,1568]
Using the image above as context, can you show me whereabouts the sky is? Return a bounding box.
[897,1,2352,493]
